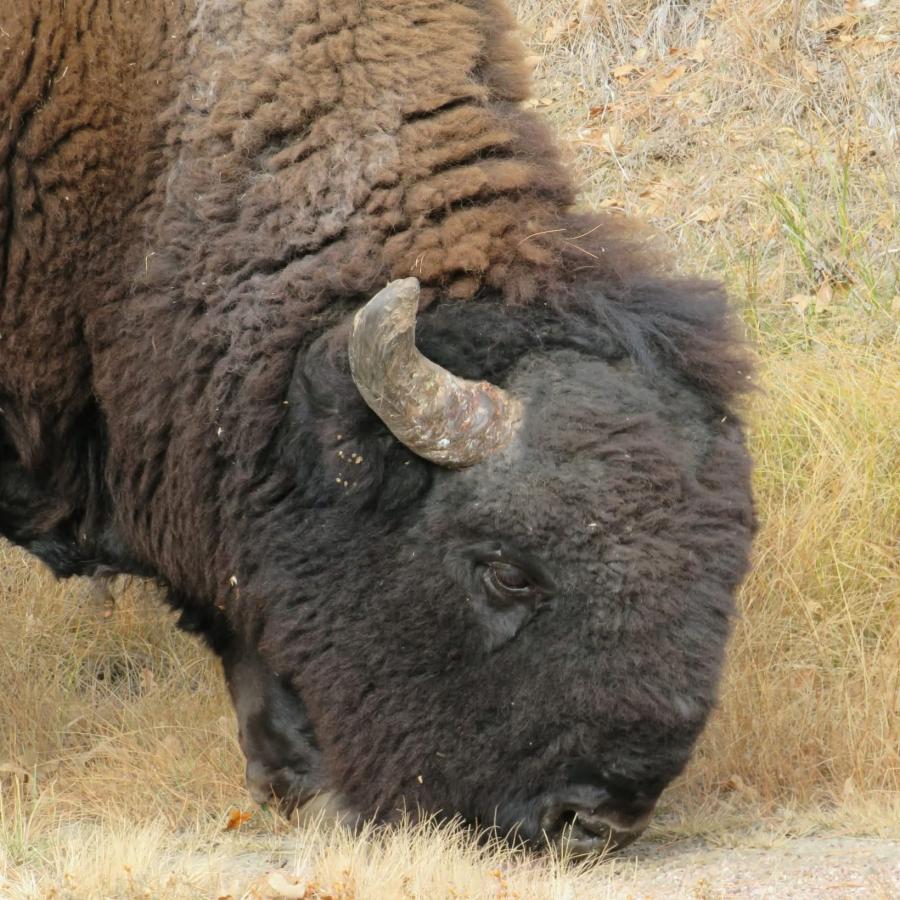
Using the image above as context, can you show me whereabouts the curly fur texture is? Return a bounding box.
[1,0,755,836]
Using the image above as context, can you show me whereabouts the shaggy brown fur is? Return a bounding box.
[2,0,754,841]
[1,0,181,549]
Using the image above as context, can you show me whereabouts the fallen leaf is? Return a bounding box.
[224,808,253,830]
[637,177,678,218]
[604,124,625,151]
[521,96,553,109]
[849,35,897,59]
[890,295,900,316]
[695,205,722,224]
[844,137,877,162]
[139,668,156,694]
[815,281,834,311]
[817,14,857,38]
[579,125,626,154]
[683,88,710,108]
[723,774,758,798]
[631,46,649,64]
[649,64,687,95]
[797,56,819,84]
[875,209,895,231]
[686,38,712,63]
[262,871,310,899]
[543,17,577,42]
[611,62,640,80]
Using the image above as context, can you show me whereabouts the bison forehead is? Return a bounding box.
[409,351,750,647]
[436,352,721,529]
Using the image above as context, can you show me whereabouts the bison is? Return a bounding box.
[0,0,755,853]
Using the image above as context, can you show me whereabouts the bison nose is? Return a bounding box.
[538,781,659,855]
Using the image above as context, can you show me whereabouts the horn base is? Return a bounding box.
[349,279,522,468]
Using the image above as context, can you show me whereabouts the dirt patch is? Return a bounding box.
[615,836,900,899]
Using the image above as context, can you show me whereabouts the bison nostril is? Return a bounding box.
[540,790,609,842]
[540,802,619,855]
[537,781,657,854]
[542,807,588,839]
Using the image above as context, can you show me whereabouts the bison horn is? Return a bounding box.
[348,278,522,467]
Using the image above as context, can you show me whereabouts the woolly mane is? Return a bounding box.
[139,0,751,431]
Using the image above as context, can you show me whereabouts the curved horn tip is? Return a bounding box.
[388,276,422,296]
[369,277,421,314]
[351,278,421,340]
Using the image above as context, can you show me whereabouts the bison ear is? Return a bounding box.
[348,279,522,467]
[284,321,431,514]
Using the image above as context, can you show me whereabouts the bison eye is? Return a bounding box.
[485,562,533,597]
[450,544,555,651]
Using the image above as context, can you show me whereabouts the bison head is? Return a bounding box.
[237,278,754,853]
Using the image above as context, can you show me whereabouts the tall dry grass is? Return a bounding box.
[1,0,898,896]
[672,338,899,832]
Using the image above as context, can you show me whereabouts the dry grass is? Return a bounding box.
[516,0,899,337]
[670,336,899,832]
[2,0,898,896]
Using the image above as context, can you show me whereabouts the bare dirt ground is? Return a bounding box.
[615,836,900,899]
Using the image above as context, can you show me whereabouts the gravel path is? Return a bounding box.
[613,836,900,899]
